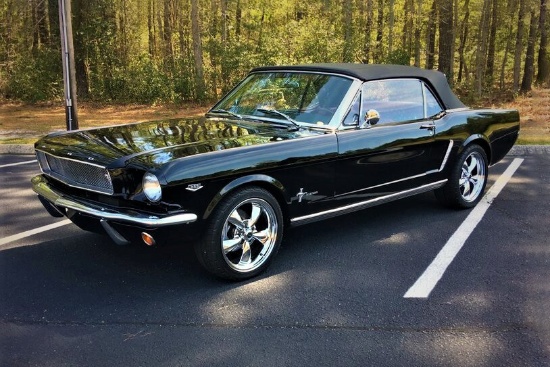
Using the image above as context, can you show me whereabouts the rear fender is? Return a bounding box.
[461,134,492,163]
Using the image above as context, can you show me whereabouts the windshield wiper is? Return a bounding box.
[208,109,243,120]
[256,108,301,130]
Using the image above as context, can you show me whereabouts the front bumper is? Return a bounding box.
[31,175,197,244]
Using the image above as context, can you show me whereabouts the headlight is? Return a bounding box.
[143,173,162,202]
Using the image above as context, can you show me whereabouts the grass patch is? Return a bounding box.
[0,137,38,145]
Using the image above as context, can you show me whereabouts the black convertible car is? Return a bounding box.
[32,64,520,280]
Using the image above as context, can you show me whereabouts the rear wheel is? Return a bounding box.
[195,187,283,280]
[435,144,488,209]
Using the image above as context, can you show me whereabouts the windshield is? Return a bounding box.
[210,72,354,127]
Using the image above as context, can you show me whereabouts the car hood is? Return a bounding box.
[35,117,325,169]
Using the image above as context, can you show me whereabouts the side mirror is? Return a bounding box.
[360,109,380,129]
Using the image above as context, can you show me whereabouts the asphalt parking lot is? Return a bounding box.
[1,149,549,367]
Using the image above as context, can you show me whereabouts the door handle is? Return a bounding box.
[420,123,436,131]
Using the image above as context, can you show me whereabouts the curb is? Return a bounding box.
[507,145,550,155]
[0,144,548,156]
[0,144,35,155]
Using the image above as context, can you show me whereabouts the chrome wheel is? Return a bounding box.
[196,187,283,280]
[434,144,488,209]
[221,198,278,273]
[459,151,486,202]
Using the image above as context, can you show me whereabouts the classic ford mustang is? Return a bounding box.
[32,64,520,280]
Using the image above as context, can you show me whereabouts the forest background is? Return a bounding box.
[2,0,549,103]
[0,0,549,144]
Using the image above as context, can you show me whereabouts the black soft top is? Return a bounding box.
[251,63,465,110]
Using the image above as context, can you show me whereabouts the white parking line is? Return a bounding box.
[0,219,72,247]
[404,158,524,299]
[0,160,37,168]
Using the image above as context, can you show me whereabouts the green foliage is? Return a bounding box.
[0,0,546,104]
[385,49,411,66]
[4,49,62,102]
[106,56,174,103]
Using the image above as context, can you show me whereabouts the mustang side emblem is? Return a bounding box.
[296,188,318,203]
[186,183,203,192]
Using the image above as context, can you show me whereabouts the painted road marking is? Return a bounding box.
[0,219,72,248]
[404,158,524,299]
[0,160,37,168]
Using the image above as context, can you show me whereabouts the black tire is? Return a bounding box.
[434,144,488,209]
[194,187,284,280]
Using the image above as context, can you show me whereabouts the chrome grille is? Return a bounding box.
[36,150,114,195]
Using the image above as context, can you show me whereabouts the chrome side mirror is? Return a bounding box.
[360,109,380,129]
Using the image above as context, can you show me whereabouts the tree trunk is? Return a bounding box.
[191,0,206,100]
[256,6,265,52]
[475,0,491,96]
[236,0,241,41]
[117,0,129,64]
[375,0,384,62]
[163,0,174,68]
[426,0,437,69]
[438,0,454,81]
[31,0,39,53]
[457,0,470,82]
[485,0,498,84]
[536,0,549,84]
[401,0,409,53]
[156,0,163,60]
[221,0,230,92]
[513,0,527,90]
[521,9,538,92]
[148,0,156,58]
[388,0,394,55]
[499,0,518,89]
[72,0,90,99]
[221,0,229,44]
[363,0,374,63]
[37,0,49,47]
[177,0,190,60]
[414,0,423,67]
[342,0,353,62]
[48,0,60,46]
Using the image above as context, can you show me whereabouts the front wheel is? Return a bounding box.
[435,144,488,209]
[195,187,283,280]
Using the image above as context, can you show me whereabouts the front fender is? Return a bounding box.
[203,174,288,220]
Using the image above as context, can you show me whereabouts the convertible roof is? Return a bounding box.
[251,63,465,110]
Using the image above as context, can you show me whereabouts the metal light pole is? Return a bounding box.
[59,0,78,130]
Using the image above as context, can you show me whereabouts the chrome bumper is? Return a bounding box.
[31,175,198,228]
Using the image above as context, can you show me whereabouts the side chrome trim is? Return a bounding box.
[438,140,454,172]
[32,175,197,227]
[290,179,447,226]
[334,172,429,198]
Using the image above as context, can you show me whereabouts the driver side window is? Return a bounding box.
[361,79,424,124]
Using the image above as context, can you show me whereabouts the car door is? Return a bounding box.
[335,78,447,202]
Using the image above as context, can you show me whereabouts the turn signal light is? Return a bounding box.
[141,232,156,246]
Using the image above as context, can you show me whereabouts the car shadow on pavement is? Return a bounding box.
[0,192,456,326]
